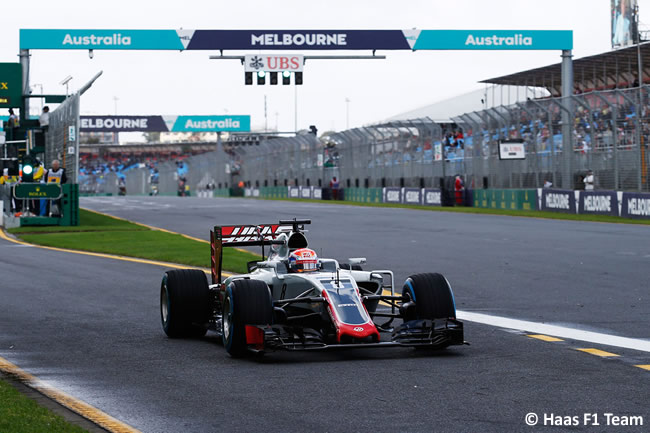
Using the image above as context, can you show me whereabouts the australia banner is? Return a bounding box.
[80,115,251,132]
[21,29,572,51]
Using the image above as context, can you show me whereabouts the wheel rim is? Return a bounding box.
[161,283,169,324]
[223,296,232,342]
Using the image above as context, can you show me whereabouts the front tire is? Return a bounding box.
[223,279,273,357]
[161,269,210,338]
[402,273,456,320]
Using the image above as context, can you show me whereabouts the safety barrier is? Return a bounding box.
[343,188,382,203]
[258,187,289,199]
[473,189,537,211]
[538,188,650,218]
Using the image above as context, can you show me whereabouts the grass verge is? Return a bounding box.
[250,197,650,225]
[8,209,260,273]
[0,378,88,433]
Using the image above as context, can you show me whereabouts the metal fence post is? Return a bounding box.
[616,88,642,190]
[592,92,618,190]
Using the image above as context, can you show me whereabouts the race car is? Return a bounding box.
[160,219,465,357]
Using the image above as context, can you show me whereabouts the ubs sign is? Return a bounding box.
[244,55,304,72]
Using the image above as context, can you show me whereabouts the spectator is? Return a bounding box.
[39,106,50,130]
[584,170,595,191]
[543,179,553,188]
[46,159,67,185]
[45,159,67,217]
[455,130,464,148]
[454,175,465,206]
[6,108,19,141]
[330,176,340,200]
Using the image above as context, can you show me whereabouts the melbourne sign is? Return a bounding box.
[423,188,442,206]
[578,191,618,216]
[383,187,402,204]
[79,115,250,132]
[620,192,650,219]
[540,189,576,213]
[21,29,573,51]
[402,188,422,205]
[80,116,167,132]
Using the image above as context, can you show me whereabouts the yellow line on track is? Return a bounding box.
[0,224,232,277]
[634,364,650,371]
[82,207,251,253]
[0,357,141,433]
[577,348,620,357]
[527,334,564,342]
[0,215,238,431]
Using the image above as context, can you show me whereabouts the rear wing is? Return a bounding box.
[210,222,308,284]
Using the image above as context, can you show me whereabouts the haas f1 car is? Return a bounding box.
[160,219,465,357]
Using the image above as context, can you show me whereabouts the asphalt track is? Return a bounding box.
[0,195,647,432]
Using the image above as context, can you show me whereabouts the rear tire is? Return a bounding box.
[223,279,273,357]
[402,273,456,320]
[161,270,211,338]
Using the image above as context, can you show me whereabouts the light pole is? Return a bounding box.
[113,96,119,144]
[31,83,43,115]
[345,97,350,129]
[59,75,72,96]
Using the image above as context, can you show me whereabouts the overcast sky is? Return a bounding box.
[3,0,647,134]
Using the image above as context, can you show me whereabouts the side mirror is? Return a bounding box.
[348,257,367,265]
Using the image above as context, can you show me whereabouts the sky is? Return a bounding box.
[2,0,647,136]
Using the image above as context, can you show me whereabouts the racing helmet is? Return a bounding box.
[288,248,319,272]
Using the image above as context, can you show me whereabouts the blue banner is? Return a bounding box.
[80,116,168,132]
[171,115,250,132]
[402,188,422,205]
[423,188,442,206]
[620,192,650,219]
[578,190,618,216]
[187,30,410,50]
[383,187,402,204]
[413,30,573,50]
[540,189,576,213]
[20,29,185,50]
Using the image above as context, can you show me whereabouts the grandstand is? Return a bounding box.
[80,42,650,196]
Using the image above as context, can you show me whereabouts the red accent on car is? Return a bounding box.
[245,325,265,350]
[321,290,380,343]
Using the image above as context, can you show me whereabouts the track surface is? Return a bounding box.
[0,196,646,432]
[83,196,649,338]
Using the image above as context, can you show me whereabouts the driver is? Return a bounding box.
[288,248,319,273]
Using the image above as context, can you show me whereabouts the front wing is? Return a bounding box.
[245,318,465,352]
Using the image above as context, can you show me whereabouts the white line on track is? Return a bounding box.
[457,310,650,353]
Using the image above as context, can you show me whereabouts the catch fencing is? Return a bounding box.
[453,86,650,192]
[80,86,650,195]
[46,93,80,184]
